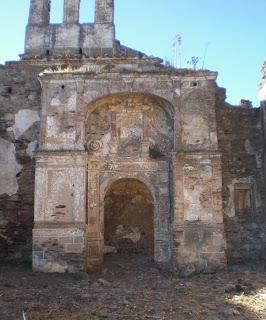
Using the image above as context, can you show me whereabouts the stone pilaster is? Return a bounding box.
[95,0,114,24]
[32,152,87,272]
[171,151,227,276]
[63,0,80,24]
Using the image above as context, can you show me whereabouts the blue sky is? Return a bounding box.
[1,0,266,106]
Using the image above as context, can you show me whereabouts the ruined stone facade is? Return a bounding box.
[0,0,265,275]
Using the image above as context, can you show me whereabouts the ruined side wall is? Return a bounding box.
[0,63,42,262]
[215,88,266,263]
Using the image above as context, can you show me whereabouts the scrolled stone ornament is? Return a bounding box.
[88,140,102,152]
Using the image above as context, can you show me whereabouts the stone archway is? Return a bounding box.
[85,93,174,272]
[104,178,154,256]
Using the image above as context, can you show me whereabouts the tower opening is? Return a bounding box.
[50,0,64,23]
[80,0,95,23]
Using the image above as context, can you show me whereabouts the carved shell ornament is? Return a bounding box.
[87,140,102,152]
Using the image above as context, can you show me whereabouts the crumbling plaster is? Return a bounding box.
[0,138,22,196]
[7,109,40,139]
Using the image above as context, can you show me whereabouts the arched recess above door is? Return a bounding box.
[85,93,175,157]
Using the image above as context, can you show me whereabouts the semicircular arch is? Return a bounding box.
[85,92,175,157]
[83,89,175,115]
[100,175,157,205]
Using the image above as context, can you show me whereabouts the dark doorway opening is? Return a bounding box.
[104,179,154,258]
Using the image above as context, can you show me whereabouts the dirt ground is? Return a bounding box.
[0,254,265,320]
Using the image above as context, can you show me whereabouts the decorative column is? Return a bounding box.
[63,0,80,24]
[171,73,227,276]
[32,73,87,273]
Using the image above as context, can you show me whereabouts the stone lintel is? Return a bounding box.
[172,150,222,157]
[35,150,87,157]
[34,223,85,229]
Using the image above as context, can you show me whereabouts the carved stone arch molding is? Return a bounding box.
[85,92,175,116]
[100,173,157,204]
[86,159,172,271]
[80,89,176,115]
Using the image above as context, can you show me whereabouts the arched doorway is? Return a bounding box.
[85,93,174,271]
[104,179,154,257]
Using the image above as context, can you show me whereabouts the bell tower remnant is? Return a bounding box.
[24,0,115,58]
